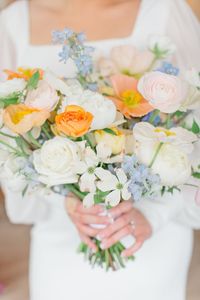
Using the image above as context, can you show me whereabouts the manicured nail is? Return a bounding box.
[100,243,106,250]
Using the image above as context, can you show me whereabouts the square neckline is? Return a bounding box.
[24,0,145,48]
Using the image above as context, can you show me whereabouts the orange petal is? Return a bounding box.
[110,74,138,97]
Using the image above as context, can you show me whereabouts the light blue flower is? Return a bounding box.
[157,62,179,76]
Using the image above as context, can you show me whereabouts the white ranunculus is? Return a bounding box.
[133,123,195,186]
[33,137,81,186]
[149,35,176,56]
[0,78,26,98]
[135,142,192,186]
[67,89,117,130]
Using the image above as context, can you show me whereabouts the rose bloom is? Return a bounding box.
[33,137,81,186]
[25,80,60,112]
[55,105,93,137]
[138,71,189,113]
[3,104,50,135]
[0,78,26,98]
[133,122,196,186]
[66,89,117,130]
[94,127,125,155]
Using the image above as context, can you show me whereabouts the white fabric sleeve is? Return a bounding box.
[135,0,200,231]
[1,179,65,224]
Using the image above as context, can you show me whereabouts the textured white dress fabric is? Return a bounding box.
[0,1,200,300]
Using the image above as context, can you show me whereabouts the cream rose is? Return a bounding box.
[0,78,26,98]
[33,137,80,186]
[138,71,189,113]
[25,80,59,112]
[133,123,195,186]
[94,128,125,155]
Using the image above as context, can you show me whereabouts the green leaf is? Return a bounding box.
[103,128,117,136]
[192,172,200,179]
[0,92,21,108]
[26,71,40,90]
[191,120,200,134]
[22,184,29,197]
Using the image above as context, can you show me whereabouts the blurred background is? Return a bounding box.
[0,1,200,299]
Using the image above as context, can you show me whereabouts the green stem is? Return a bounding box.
[149,142,163,168]
[27,131,42,148]
[83,134,94,149]
[0,131,16,139]
[66,184,86,200]
[148,110,159,125]
[0,139,24,156]
[42,124,52,139]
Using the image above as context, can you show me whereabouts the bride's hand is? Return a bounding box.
[98,200,152,257]
[65,193,111,252]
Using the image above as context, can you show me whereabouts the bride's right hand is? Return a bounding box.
[65,193,111,252]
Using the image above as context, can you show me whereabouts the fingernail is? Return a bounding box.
[100,243,106,250]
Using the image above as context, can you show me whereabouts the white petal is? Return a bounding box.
[121,183,131,201]
[79,173,97,193]
[105,190,121,207]
[83,193,95,208]
[95,168,118,191]
[116,168,128,184]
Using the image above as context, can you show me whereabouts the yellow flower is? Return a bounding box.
[95,127,125,155]
[3,104,50,134]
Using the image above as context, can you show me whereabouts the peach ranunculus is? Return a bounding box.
[55,105,93,138]
[25,80,60,112]
[4,68,44,81]
[138,71,189,113]
[3,104,50,135]
[110,74,154,119]
[98,45,155,77]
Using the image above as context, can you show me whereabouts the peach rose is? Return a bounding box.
[55,105,93,137]
[3,104,50,135]
[138,71,189,113]
[25,80,59,112]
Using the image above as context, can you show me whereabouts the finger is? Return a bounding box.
[76,204,104,215]
[108,200,133,219]
[65,194,80,214]
[79,233,97,252]
[97,211,133,240]
[100,225,134,249]
[74,213,111,225]
[122,239,144,257]
[76,222,100,237]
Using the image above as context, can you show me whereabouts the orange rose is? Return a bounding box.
[3,104,50,135]
[55,105,93,138]
[4,68,44,81]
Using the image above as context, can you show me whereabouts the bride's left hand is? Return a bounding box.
[98,200,152,257]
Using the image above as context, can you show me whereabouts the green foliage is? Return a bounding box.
[192,172,200,179]
[0,92,21,108]
[103,128,117,136]
[26,71,40,90]
[191,120,200,134]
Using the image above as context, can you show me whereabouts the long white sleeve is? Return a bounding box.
[135,0,200,231]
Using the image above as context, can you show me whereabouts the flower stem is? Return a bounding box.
[26,131,42,148]
[66,184,86,200]
[0,139,24,156]
[149,142,163,168]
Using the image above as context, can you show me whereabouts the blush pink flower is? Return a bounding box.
[25,80,59,112]
[138,71,189,113]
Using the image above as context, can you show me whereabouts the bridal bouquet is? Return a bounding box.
[0,29,200,271]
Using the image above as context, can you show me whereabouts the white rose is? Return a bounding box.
[0,78,26,98]
[135,141,191,186]
[33,137,80,186]
[185,68,200,88]
[67,90,117,130]
[25,80,59,112]
[149,35,176,56]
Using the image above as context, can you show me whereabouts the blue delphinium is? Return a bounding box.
[157,62,179,76]
[52,28,94,77]
[142,111,161,126]
[122,155,161,201]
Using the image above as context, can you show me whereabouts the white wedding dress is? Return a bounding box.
[1,1,200,300]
